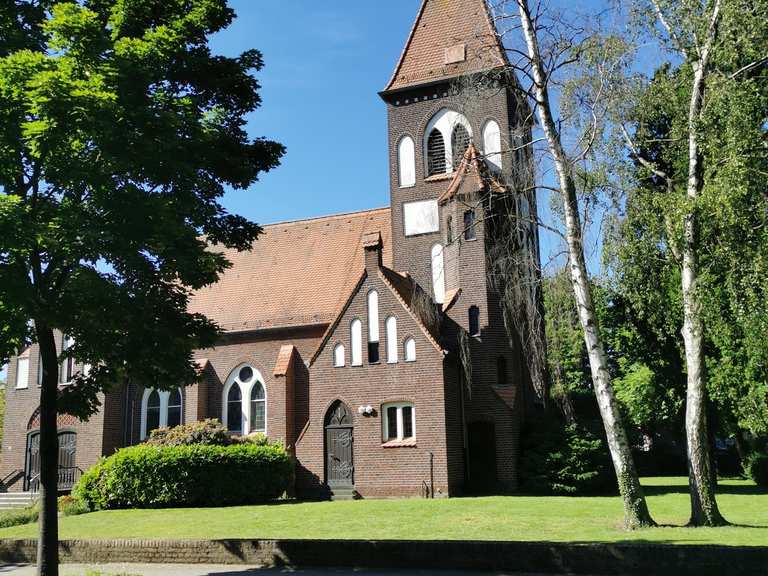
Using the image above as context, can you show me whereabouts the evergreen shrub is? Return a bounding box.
[519,418,615,495]
[74,442,292,510]
[745,452,768,487]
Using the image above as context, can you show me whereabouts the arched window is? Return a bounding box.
[350,319,363,366]
[451,124,471,169]
[367,290,380,363]
[250,382,266,433]
[167,388,182,428]
[483,120,502,171]
[398,136,416,187]
[497,356,508,386]
[469,306,480,336]
[431,244,445,304]
[146,390,161,436]
[427,129,446,176]
[386,316,398,363]
[333,343,345,367]
[404,337,416,362]
[227,384,242,433]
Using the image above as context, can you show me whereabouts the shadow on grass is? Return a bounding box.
[642,483,766,497]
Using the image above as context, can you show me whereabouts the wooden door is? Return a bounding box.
[24,432,40,491]
[57,431,78,489]
[325,401,354,487]
[467,421,497,494]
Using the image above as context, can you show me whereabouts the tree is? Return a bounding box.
[488,0,655,528]
[0,1,284,574]
[622,0,768,526]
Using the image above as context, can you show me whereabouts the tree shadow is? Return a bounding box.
[642,483,766,497]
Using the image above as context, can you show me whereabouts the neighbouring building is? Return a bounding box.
[1,0,544,499]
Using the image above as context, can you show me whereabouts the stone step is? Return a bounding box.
[329,486,358,501]
[0,492,37,510]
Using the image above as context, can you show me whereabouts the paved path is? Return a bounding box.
[0,566,553,576]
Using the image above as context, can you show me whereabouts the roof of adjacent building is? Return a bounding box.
[384,0,508,92]
[189,208,392,333]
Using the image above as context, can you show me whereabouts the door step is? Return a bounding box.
[329,486,358,501]
[0,492,37,510]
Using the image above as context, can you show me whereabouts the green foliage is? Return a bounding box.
[744,453,768,488]
[74,442,292,510]
[57,494,89,517]
[0,505,38,529]
[0,0,284,411]
[520,418,615,495]
[146,418,231,446]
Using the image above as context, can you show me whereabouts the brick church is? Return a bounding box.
[1,0,543,499]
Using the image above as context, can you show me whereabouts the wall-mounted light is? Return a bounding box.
[358,405,374,416]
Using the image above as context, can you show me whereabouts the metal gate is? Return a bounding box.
[325,401,354,487]
[24,430,79,492]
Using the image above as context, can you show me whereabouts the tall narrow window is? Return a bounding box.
[167,389,182,428]
[250,382,266,433]
[431,244,445,304]
[447,215,454,244]
[404,337,416,362]
[386,316,398,363]
[398,136,416,187]
[427,129,446,176]
[483,120,502,171]
[15,357,29,390]
[469,306,480,336]
[497,357,508,386]
[451,124,471,169]
[464,209,476,240]
[227,384,242,433]
[351,319,363,366]
[146,390,161,436]
[367,290,380,363]
[333,343,345,367]
[60,335,75,384]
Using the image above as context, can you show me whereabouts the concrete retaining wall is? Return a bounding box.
[1,538,766,576]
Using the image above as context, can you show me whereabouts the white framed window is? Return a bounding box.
[222,364,267,435]
[398,136,416,187]
[431,243,445,304]
[140,387,184,440]
[333,343,345,367]
[382,402,415,442]
[15,357,29,389]
[404,337,416,362]
[385,316,398,364]
[483,119,502,171]
[60,335,75,384]
[424,109,473,175]
[350,319,363,366]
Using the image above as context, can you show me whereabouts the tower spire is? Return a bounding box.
[384,0,508,92]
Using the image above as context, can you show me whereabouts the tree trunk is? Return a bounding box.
[515,0,654,529]
[681,13,727,523]
[34,323,59,576]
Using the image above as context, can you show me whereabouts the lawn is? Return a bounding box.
[0,477,765,546]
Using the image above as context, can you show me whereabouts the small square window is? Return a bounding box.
[368,342,380,364]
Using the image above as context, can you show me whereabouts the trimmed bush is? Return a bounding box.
[0,506,38,529]
[74,442,292,510]
[146,419,231,447]
[744,452,768,487]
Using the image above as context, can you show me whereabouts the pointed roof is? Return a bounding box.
[385,0,508,92]
[438,142,505,204]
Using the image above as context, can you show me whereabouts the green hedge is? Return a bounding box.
[74,443,293,510]
[745,452,768,487]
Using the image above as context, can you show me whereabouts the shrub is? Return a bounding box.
[0,506,38,529]
[519,418,615,495]
[744,452,768,487]
[146,419,231,447]
[58,494,89,517]
[74,442,292,510]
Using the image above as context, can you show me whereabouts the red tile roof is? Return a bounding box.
[385,0,508,92]
[273,345,296,377]
[189,208,392,333]
[439,142,505,204]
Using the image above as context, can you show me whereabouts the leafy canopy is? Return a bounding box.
[0,0,284,417]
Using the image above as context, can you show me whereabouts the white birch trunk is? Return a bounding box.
[516,0,654,528]
[681,3,726,524]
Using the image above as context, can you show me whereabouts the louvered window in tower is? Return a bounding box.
[427,129,446,176]
[451,124,470,169]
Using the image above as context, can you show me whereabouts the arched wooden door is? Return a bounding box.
[324,401,354,487]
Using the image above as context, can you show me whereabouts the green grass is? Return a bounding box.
[0,477,765,546]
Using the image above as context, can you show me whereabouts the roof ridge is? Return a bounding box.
[263,206,390,229]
